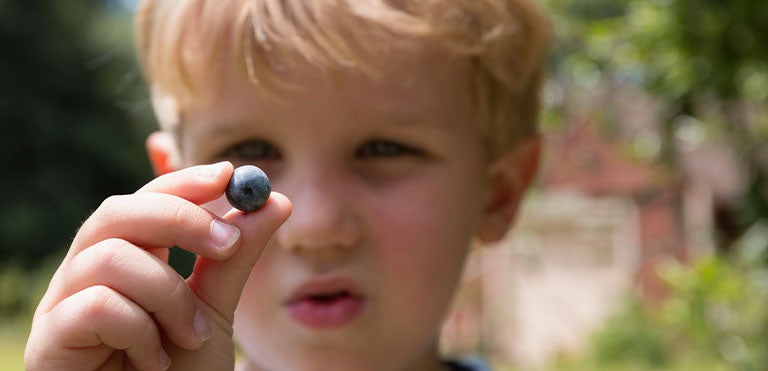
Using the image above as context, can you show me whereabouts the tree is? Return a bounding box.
[0,1,154,266]
[542,0,768,258]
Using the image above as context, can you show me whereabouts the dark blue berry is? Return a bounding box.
[226,165,271,212]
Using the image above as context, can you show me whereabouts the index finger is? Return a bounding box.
[136,161,234,205]
[66,162,237,263]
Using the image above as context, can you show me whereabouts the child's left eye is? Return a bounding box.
[355,140,421,159]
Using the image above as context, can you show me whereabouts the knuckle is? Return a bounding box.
[76,195,126,237]
[87,195,130,230]
[166,199,206,230]
[171,203,191,226]
[97,194,127,217]
[76,238,132,271]
[166,177,184,195]
[80,285,122,321]
[79,286,155,350]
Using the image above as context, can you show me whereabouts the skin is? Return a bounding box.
[25,44,540,371]
[25,162,292,370]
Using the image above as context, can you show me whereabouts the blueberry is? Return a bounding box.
[226,165,271,212]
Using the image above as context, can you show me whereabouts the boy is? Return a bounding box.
[25,0,550,370]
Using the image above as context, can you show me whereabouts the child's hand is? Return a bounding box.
[25,162,292,371]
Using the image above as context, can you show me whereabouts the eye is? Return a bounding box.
[221,139,281,161]
[355,139,421,159]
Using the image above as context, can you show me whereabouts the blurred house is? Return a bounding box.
[440,87,742,368]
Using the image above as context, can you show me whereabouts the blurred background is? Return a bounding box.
[1,0,766,370]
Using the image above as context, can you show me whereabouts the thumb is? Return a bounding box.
[187,192,292,322]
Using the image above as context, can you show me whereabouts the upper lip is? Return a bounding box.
[285,275,363,304]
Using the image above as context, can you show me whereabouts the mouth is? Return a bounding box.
[285,278,365,330]
[303,290,355,303]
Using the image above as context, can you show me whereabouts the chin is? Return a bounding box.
[235,319,435,371]
[245,351,387,371]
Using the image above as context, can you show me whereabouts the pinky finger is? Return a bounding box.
[29,286,171,371]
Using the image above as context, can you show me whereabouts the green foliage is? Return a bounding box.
[658,257,768,369]
[544,0,768,100]
[589,299,668,368]
[556,245,768,370]
[541,0,768,254]
[0,258,60,320]
[0,1,154,266]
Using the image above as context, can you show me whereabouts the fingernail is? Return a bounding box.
[194,310,212,343]
[197,161,228,180]
[210,219,240,251]
[159,348,171,370]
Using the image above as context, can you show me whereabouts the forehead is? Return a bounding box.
[184,44,476,133]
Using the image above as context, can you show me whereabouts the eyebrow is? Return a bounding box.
[189,119,264,138]
[191,111,453,140]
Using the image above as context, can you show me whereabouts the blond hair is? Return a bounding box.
[135,0,551,157]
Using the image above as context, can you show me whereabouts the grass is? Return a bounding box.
[0,319,29,371]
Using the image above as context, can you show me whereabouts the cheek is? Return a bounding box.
[369,171,486,280]
[367,180,484,336]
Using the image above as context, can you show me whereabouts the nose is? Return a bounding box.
[274,167,360,255]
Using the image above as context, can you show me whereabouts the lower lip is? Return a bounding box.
[285,295,365,330]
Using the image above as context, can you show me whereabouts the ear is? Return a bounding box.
[477,137,541,243]
[146,131,180,176]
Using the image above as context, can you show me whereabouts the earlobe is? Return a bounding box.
[477,137,541,243]
[146,131,180,176]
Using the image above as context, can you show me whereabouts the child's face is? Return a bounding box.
[171,49,494,370]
